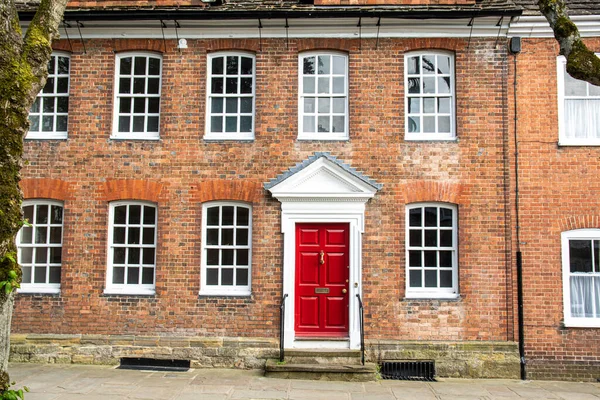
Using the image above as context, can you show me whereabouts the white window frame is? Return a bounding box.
[200,202,252,296]
[557,55,600,146]
[27,52,70,140]
[404,51,456,141]
[112,52,162,140]
[405,202,458,299]
[105,201,157,295]
[205,52,256,141]
[561,229,600,327]
[298,51,349,141]
[17,200,64,294]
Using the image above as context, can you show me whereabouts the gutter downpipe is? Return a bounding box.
[510,39,526,381]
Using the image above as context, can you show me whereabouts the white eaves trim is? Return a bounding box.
[508,15,600,38]
[21,17,514,40]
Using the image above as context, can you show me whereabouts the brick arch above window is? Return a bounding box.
[52,40,71,53]
[21,178,72,201]
[297,39,353,53]
[191,180,262,204]
[402,38,462,52]
[100,179,165,203]
[112,39,164,53]
[207,39,260,52]
[559,215,600,232]
[400,181,468,205]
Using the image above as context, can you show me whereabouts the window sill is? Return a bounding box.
[558,141,600,147]
[25,134,68,140]
[198,291,251,297]
[297,135,349,141]
[563,318,600,328]
[403,293,460,301]
[203,135,255,142]
[404,136,457,142]
[17,288,61,295]
[103,288,156,296]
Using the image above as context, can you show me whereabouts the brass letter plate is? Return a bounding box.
[314,288,330,294]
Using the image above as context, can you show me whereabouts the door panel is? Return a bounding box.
[295,223,349,337]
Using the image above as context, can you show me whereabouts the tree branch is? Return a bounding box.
[538,0,600,86]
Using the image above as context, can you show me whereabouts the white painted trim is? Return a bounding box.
[561,229,600,328]
[42,17,513,40]
[268,157,378,350]
[293,340,350,349]
[508,15,600,38]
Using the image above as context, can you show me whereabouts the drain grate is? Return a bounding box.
[380,360,436,381]
[119,357,190,372]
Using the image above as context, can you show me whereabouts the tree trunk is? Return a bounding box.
[538,0,600,86]
[0,0,69,391]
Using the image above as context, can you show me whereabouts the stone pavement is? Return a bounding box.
[7,362,600,400]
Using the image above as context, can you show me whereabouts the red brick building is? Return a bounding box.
[10,0,600,380]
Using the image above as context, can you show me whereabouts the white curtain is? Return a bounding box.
[570,275,600,318]
[564,99,600,140]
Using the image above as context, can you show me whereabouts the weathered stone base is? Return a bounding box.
[9,334,279,369]
[366,340,521,379]
[10,335,520,379]
[526,359,600,382]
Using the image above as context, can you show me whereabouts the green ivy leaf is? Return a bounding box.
[4,282,12,294]
[8,270,17,279]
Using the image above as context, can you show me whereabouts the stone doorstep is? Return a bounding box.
[283,349,364,365]
[264,359,378,382]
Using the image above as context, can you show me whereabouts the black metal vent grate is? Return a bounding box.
[380,361,436,381]
[119,357,190,372]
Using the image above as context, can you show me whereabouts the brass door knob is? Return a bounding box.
[342,289,347,294]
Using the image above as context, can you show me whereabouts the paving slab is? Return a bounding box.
[8,362,600,400]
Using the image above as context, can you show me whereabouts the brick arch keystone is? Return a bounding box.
[100,179,165,203]
[401,181,467,205]
[559,215,600,232]
[191,180,262,203]
[21,178,72,201]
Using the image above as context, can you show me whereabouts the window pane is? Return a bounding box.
[423,77,435,94]
[425,270,437,287]
[119,78,131,94]
[437,56,450,74]
[49,227,62,245]
[440,270,452,288]
[409,208,422,227]
[236,268,249,286]
[34,266,47,283]
[409,270,421,287]
[133,97,145,113]
[408,98,420,114]
[237,207,249,226]
[237,249,249,266]
[240,98,252,113]
[440,230,452,247]
[226,98,238,113]
[408,78,420,94]
[570,240,593,273]
[438,98,450,114]
[134,57,147,75]
[207,249,219,265]
[240,116,252,133]
[207,207,219,226]
[424,251,437,267]
[211,77,224,94]
[565,71,587,96]
[221,229,234,245]
[143,248,155,265]
[207,229,219,245]
[57,96,69,113]
[222,249,234,265]
[424,207,437,227]
[240,78,252,94]
[43,98,55,113]
[42,116,53,131]
[43,78,54,93]
[409,230,422,247]
[36,204,49,224]
[148,57,161,75]
[226,56,239,74]
[29,116,39,132]
[212,97,224,113]
[332,98,345,113]
[114,206,127,224]
[120,57,132,74]
[114,247,126,264]
[303,116,315,133]
[128,247,140,264]
[226,78,238,94]
[332,56,345,74]
[58,57,69,74]
[225,116,237,132]
[332,77,345,94]
[20,248,33,264]
[407,56,420,74]
[317,77,329,94]
[318,98,330,113]
[142,227,155,245]
[303,77,315,94]
[332,116,344,133]
[303,57,315,75]
[317,55,330,74]
[50,247,61,264]
[147,117,159,132]
[424,230,437,247]
[241,57,253,75]
[113,267,125,284]
[222,206,234,225]
[35,227,48,244]
[147,78,160,94]
[20,227,33,244]
[212,57,224,75]
[143,206,156,224]
[142,267,154,284]
[222,268,234,285]
[422,55,435,73]
[56,116,68,132]
[423,98,435,113]
[31,98,40,113]
[207,268,219,285]
[118,116,130,132]
[438,77,451,94]
[211,116,222,132]
[22,266,32,284]
[127,267,140,284]
[439,251,452,268]
[595,241,600,273]
[318,116,330,132]
[129,205,141,224]
[409,250,421,267]
[133,78,145,94]
[57,77,69,93]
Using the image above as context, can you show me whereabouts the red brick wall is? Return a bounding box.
[315,0,474,4]
[510,37,600,379]
[14,37,512,343]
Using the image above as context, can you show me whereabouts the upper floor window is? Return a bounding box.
[106,201,157,295]
[28,53,70,139]
[406,203,458,299]
[113,53,162,140]
[201,202,252,295]
[17,200,63,293]
[405,52,455,141]
[299,52,348,140]
[205,52,255,140]
[557,56,600,145]
[562,229,600,327]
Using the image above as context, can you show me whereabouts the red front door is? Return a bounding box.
[295,223,349,337]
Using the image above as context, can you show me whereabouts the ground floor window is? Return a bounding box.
[562,229,600,327]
